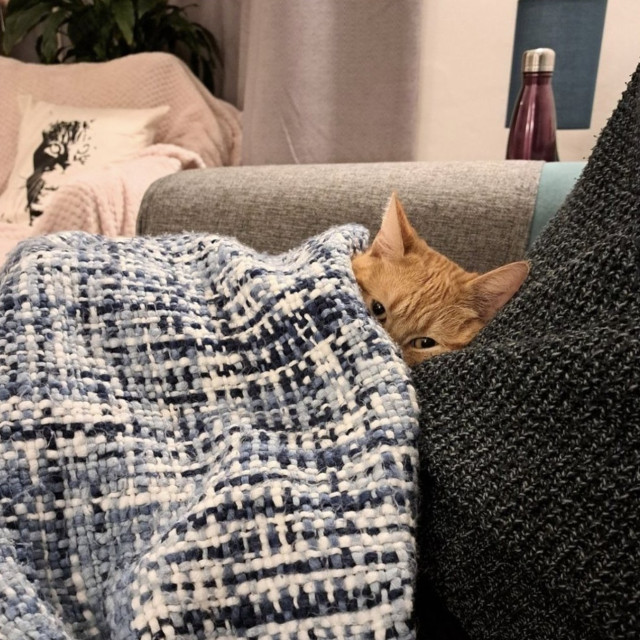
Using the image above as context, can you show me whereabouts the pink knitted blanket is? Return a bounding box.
[0,52,241,193]
[0,52,242,265]
[0,144,204,264]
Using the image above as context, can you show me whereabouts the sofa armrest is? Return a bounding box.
[529,161,586,247]
[137,161,550,273]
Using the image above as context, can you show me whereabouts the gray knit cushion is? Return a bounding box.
[414,65,640,638]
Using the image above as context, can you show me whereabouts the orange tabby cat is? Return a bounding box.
[352,192,529,365]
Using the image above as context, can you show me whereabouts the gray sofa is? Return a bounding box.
[136,160,585,274]
[134,158,590,640]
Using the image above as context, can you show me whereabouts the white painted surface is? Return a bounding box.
[416,0,640,161]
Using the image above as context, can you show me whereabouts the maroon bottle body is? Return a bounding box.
[506,71,559,161]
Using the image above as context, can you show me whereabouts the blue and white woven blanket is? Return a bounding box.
[0,227,418,640]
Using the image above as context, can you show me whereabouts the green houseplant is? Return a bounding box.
[1,0,221,93]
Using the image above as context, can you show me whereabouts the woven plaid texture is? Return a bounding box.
[0,226,419,640]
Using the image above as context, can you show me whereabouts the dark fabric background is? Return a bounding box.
[418,58,640,639]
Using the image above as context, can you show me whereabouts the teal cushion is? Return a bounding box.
[529,161,586,246]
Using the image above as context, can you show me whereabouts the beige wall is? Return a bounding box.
[416,0,640,161]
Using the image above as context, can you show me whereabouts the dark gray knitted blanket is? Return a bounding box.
[0,227,419,639]
[414,66,640,637]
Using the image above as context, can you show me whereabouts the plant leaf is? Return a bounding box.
[2,2,55,54]
[200,57,214,93]
[195,26,221,64]
[111,0,135,46]
[4,0,222,95]
[38,9,69,62]
[66,7,105,60]
[136,0,167,19]
[6,0,48,12]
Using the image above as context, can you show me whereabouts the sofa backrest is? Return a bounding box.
[137,161,545,273]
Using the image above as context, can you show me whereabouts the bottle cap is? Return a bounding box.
[522,48,555,73]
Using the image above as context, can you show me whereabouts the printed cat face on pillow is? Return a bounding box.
[351,192,530,365]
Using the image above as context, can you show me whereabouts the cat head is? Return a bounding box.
[351,192,529,365]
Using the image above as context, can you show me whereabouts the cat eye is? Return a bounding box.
[371,300,386,317]
[411,337,437,349]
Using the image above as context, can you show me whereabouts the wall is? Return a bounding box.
[416,0,640,161]
[7,1,639,164]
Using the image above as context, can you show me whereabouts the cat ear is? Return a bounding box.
[370,192,418,259]
[467,261,530,322]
